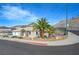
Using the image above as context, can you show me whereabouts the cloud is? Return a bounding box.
[0,5,38,21]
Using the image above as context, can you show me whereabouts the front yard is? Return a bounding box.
[0,34,66,41]
[0,32,79,46]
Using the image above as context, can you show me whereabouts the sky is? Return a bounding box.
[0,3,79,26]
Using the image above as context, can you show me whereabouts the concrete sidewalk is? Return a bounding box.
[0,32,79,46]
[47,32,79,46]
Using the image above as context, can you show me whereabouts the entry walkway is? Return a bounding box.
[0,32,79,46]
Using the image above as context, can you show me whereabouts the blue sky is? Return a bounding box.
[0,3,79,26]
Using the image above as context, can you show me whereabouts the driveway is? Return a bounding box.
[0,39,79,55]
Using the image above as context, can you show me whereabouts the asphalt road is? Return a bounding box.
[69,30,79,35]
[0,39,79,55]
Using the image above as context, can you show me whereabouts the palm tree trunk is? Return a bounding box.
[49,34,51,38]
[40,30,44,39]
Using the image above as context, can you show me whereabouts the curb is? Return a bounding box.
[0,38,48,46]
[27,42,48,46]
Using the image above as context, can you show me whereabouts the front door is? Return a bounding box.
[26,31,29,37]
[21,29,25,37]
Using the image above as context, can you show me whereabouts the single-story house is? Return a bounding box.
[12,23,49,38]
[54,20,67,35]
[12,23,40,38]
[0,29,12,36]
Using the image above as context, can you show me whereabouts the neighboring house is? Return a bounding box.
[12,23,40,38]
[54,20,67,35]
[54,17,79,35]
[69,17,79,30]
[0,29,12,36]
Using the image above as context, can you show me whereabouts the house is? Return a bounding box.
[54,17,79,35]
[0,28,12,37]
[54,20,67,35]
[12,23,40,38]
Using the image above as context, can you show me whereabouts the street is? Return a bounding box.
[0,39,79,55]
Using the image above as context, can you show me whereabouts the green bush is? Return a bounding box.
[11,36,23,39]
[18,37,23,39]
[44,35,48,38]
[11,36,18,38]
[3,35,9,37]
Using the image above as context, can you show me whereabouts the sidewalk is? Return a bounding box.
[47,32,79,46]
[0,32,79,46]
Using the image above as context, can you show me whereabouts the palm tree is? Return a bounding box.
[33,18,49,38]
[46,25,55,38]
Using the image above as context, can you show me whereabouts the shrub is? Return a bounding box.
[44,35,48,38]
[18,37,23,39]
[3,35,9,37]
[11,36,18,38]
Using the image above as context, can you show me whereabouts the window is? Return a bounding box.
[27,31,31,35]
[29,31,31,35]
[36,32,39,35]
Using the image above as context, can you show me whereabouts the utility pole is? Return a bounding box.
[65,3,68,37]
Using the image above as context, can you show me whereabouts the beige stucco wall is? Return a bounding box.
[12,26,39,38]
[29,31,38,38]
[12,31,21,37]
[0,33,8,36]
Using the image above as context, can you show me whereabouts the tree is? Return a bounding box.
[46,25,55,38]
[33,18,49,38]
